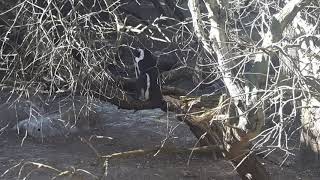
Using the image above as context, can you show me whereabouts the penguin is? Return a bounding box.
[131,48,162,105]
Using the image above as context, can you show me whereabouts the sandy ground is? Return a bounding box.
[0,100,319,180]
[0,102,240,180]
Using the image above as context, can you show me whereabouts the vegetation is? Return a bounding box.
[0,0,319,179]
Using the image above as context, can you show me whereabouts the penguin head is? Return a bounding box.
[131,48,144,63]
[131,48,157,70]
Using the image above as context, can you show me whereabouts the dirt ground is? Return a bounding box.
[0,101,320,180]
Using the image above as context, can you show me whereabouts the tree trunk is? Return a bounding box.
[300,98,320,160]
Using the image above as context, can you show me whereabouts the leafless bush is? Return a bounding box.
[0,0,124,100]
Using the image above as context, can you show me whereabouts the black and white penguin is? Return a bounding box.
[131,48,162,105]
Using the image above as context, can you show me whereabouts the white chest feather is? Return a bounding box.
[145,73,150,100]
